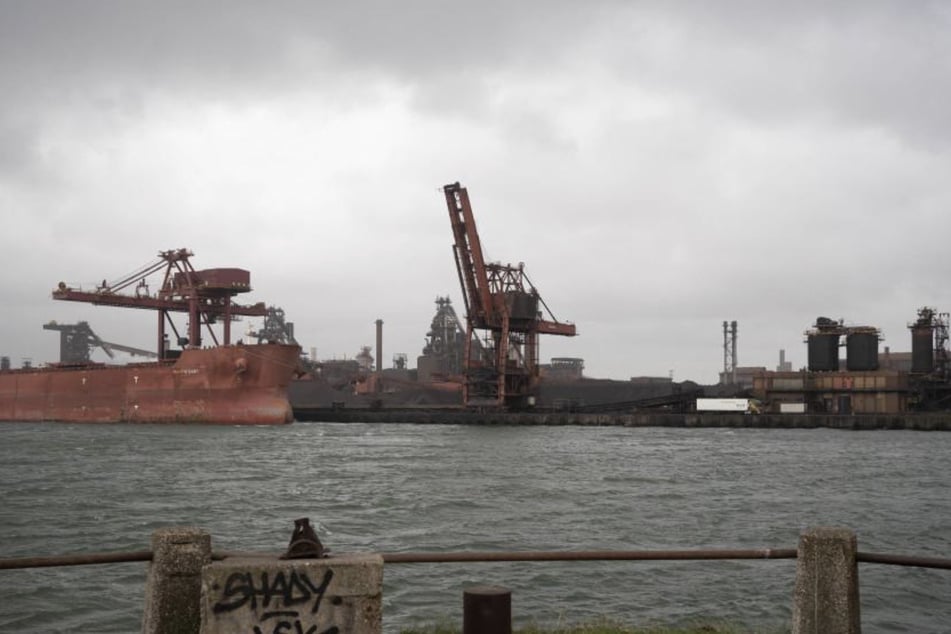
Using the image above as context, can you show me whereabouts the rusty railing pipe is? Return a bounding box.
[380,548,798,563]
[3,547,951,571]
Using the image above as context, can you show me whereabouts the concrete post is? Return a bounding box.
[200,553,383,634]
[142,527,212,634]
[792,527,861,634]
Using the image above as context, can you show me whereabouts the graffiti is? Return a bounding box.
[211,568,342,634]
[251,613,339,634]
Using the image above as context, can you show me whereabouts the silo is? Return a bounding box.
[807,333,840,372]
[911,326,934,373]
[846,332,879,371]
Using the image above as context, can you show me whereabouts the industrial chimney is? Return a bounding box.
[375,319,383,375]
[722,320,737,384]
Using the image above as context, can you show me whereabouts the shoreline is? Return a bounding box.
[292,408,951,430]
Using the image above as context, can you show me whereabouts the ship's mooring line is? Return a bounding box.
[1,548,949,571]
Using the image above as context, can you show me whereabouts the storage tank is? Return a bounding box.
[911,326,934,373]
[846,332,879,371]
[807,333,840,372]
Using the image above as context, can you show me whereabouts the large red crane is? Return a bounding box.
[52,248,267,360]
[443,182,576,408]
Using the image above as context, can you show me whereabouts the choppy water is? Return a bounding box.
[0,423,949,633]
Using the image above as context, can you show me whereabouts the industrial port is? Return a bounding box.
[4,182,951,425]
[295,183,951,422]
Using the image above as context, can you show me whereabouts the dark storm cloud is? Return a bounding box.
[2,1,950,379]
[0,1,593,89]
[598,1,951,148]
[0,1,603,179]
[4,1,949,144]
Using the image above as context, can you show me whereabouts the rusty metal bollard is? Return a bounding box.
[463,585,512,634]
[280,517,326,559]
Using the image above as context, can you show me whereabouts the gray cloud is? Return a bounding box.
[1,1,949,381]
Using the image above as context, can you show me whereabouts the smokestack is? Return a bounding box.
[723,321,728,381]
[722,320,738,385]
[731,321,738,385]
[375,319,383,374]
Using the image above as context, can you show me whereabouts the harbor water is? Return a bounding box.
[1,422,949,633]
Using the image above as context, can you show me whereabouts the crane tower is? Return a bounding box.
[443,182,576,408]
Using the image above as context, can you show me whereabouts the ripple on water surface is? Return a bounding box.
[0,423,949,633]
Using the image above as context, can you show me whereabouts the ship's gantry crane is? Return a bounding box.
[443,182,576,408]
[52,248,267,360]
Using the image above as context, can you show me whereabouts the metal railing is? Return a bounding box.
[3,545,950,570]
[3,535,951,633]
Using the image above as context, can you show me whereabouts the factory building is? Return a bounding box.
[752,369,908,414]
[540,357,585,381]
[719,366,767,390]
[751,309,951,414]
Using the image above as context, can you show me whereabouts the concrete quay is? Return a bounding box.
[293,408,951,430]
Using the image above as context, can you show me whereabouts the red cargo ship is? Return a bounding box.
[0,249,300,425]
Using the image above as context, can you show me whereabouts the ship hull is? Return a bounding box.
[0,344,300,425]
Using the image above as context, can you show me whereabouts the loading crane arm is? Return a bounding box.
[442,181,577,409]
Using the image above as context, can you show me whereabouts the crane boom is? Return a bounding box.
[99,341,158,358]
[444,183,492,326]
[442,182,576,408]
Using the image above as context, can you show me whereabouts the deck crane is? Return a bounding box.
[443,182,576,408]
[52,248,267,360]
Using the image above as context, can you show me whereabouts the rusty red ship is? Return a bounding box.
[0,249,300,425]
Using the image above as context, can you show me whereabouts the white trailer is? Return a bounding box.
[779,402,807,414]
[696,398,752,413]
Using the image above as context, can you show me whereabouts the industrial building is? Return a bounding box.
[751,308,951,414]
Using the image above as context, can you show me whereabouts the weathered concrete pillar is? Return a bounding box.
[200,553,383,634]
[142,527,212,634]
[792,527,861,634]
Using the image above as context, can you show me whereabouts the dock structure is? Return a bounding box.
[291,407,951,430]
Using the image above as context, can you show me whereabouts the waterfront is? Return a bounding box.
[0,423,949,633]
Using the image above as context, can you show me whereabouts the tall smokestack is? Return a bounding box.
[375,319,383,375]
[731,320,738,385]
[723,321,728,381]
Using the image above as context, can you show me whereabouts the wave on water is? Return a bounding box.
[0,423,948,632]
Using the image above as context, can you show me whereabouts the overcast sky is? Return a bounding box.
[2,1,950,383]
